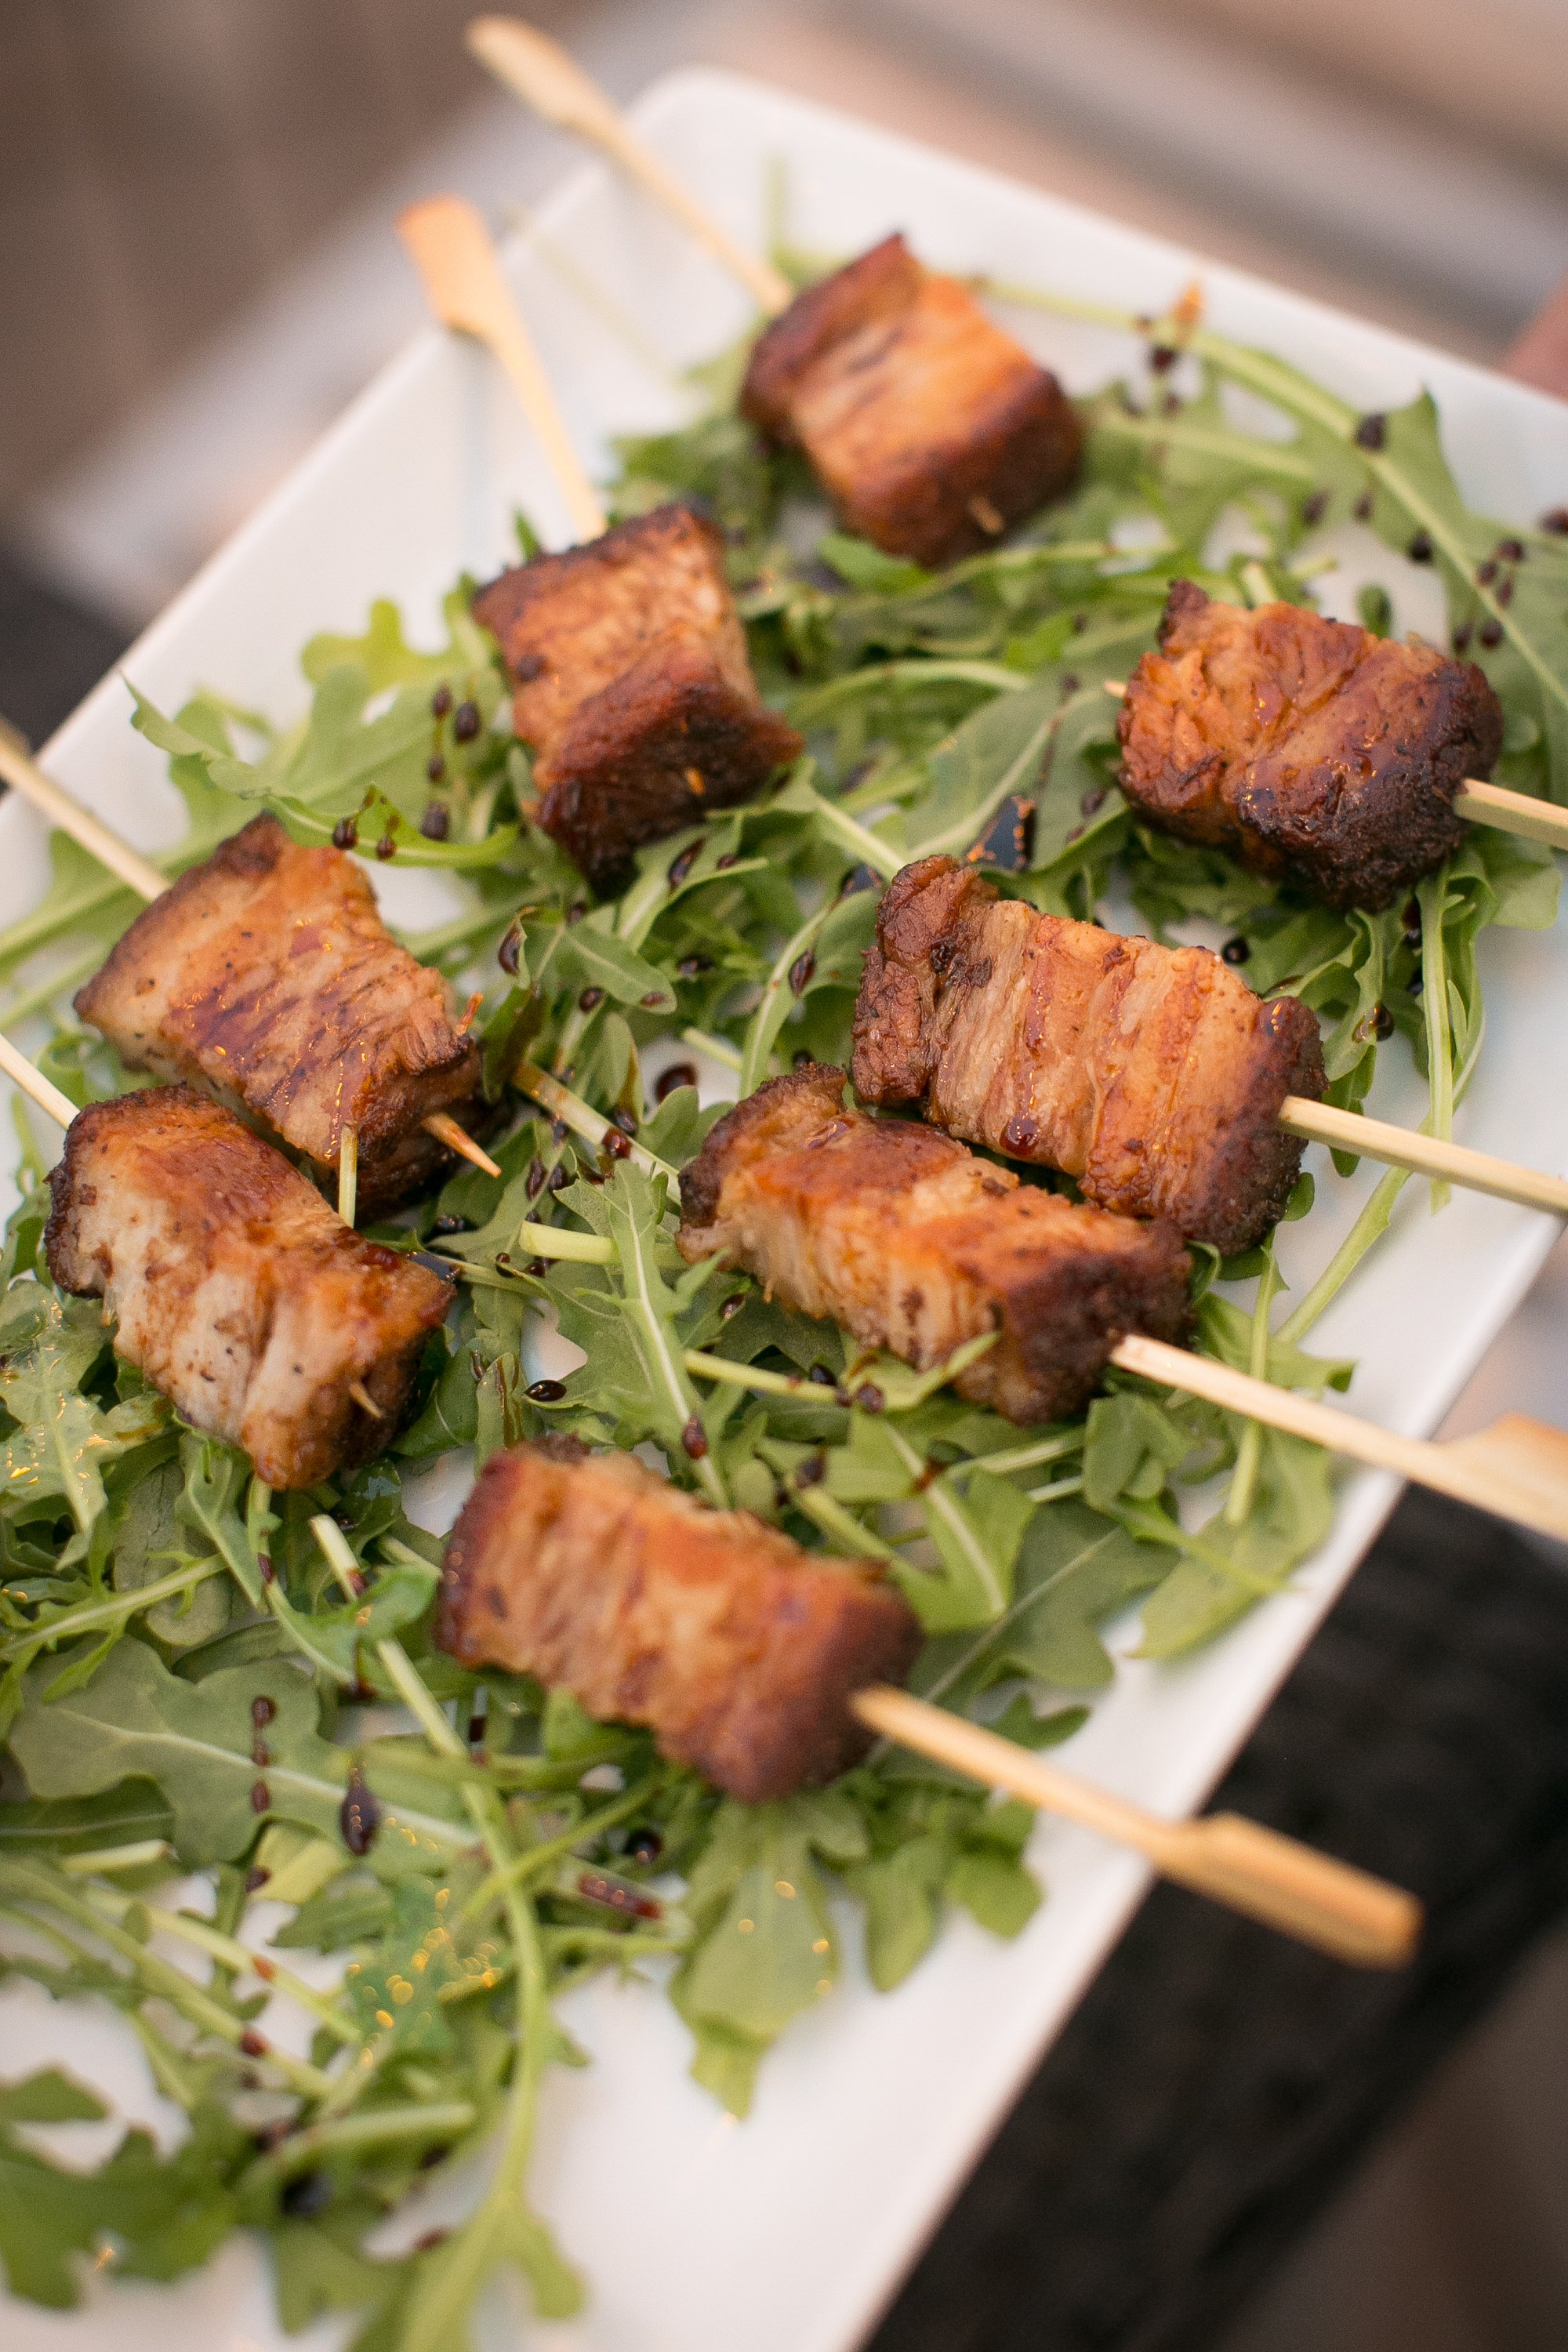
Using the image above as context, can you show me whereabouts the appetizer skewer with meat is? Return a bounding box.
[0,1036,451,1490]
[661,1058,1568,1542]
[1114,580,1568,910]
[470,27,1085,571]
[400,197,802,890]
[72,812,498,1219]
[436,1433,1418,1962]
[851,856,1568,1242]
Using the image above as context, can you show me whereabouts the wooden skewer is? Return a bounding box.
[347,1379,384,1421]
[466,16,794,320]
[0,723,498,1183]
[1112,1330,1568,1544]
[0,724,169,902]
[397,193,607,543]
[852,1685,1420,1965]
[1276,1096,1568,1217]
[423,1109,503,1181]
[338,1123,358,1226]
[1101,677,1568,854]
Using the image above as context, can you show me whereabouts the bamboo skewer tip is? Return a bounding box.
[423,1112,503,1181]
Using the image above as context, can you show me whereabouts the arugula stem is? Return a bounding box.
[462,1775,660,1921]
[85,1885,361,2045]
[1224,1243,1280,1526]
[739,901,833,1097]
[244,2100,477,2187]
[788,658,1027,722]
[513,1219,613,1265]
[0,1866,336,2101]
[884,1425,1006,1617]
[681,1025,742,1072]
[514,1061,677,1181]
[1026,1473,1085,1504]
[0,1555,225,1664]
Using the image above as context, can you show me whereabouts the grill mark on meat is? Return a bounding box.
[472,504,800,887]
[1117,581,1504,911]
[436,1438,920,1802]
[677,1065,1189,1426]
[44,1087,452,1489]
[74,815,487,1214]
[851,856,1325,1256]
[740,234,1083,569]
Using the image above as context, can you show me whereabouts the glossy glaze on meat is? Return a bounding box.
[678,1065,1189,1426]
[437,1436,920,1802]
[473,503,801,887]
[74,815,486,1214]
[44,1086,452,1489]
[741,234,1083,569]
[1118,581,1504,911]
[851,856,1324,1254]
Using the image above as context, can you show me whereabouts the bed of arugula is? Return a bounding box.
[0,278,1563,2350]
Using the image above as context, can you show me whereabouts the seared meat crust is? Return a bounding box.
[678,1065,1189,1426]
[74,815,485,1214]
[851,856,1324,1255]
[1118,581,1504,911]
[473,504,800,886]
[44,1087,452,1489]
[741,234,1083,569]
[436,1436,921,1802]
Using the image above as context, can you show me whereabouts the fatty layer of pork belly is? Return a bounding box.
[677,1065,1190,1427]
[437,1436,921,1802]
[1117,580,1504,912]
[851,856,1325,1256]
[45,1086,452,1490]
[473,503,801,887]
[74,815,487,1215]
[740,234,1083,569]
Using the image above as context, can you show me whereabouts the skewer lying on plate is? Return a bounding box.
[0,730,501,1221]
[437,1435,1421,1965]
[397,194,802,888]
[465,16,1084,567]
[0,1031,452,1488]
[1104,582,1568,908]
[851,853,1568,1243]
[673,1062,1568,1545]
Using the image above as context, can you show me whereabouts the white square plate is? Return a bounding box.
[5,65,1567,2352]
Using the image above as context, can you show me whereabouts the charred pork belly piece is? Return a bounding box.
[851,856,1324,1257]
[45,1087,452,1490]
[1118,581,1504,912]
[74,815,487,1216]
[740,234,1083,569]
[437,1435,920,1802]
[678,1065,1189,1426]
[472,503,801,887]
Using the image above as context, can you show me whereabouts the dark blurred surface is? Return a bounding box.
[0,546,129,746]
[870,1489,1568,2352]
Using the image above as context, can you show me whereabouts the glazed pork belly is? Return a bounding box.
[472,503,801,887]
[851,856,1325,1256]
[437,1436,920,1802]
[677,1065,1189,1427]
[740,234,1083,569]
[1117,581,1504,912]
[45,1087,452,1490]
[74,815,486,1216]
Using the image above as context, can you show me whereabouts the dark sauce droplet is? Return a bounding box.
[720,1292,745,1320]
[655,1062,696,1102]
[498,920,523,975]
[375,833,397,862]
[524,1156,546,1199]
[681,1416,708,1459]
[1373,1003,1396,1040]
[854,1383,885,1414]
[245,1864,271,1894]
[527,1377,566,1403]
[1221,936,1251,965]
[602,1128,632,1160]
[332,818,358,851]
[252,1695,276,1729]
[339,1763,381,1857]
[676,953,713,978]
[794,1454,826,1489]
[420,801,450,840]
[625,1825,663,1866]
[667,844,699,888]
[426,752,446,783]
[577,985,604,1013]
[431,684,453,719]
[1479,617,1504,648]
[452,700,481,742]
[281,2171,333,2220]
[610,1106,638,1136]
[1355,412,1386,450]
[1407,529,1434,563]
[789,952,815,996]
[239,2028,269,2059]
[251,1780,271,1814]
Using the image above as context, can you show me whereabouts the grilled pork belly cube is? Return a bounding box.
[437,1436,920,1802]
[472,504,802,887]
[44,1087,452,1490]
[678,1065,1189,1427]
[852,856,1325,1256]
[1118,581,1504,912]
[740,234,1083,570]
[74,815,486,1216]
